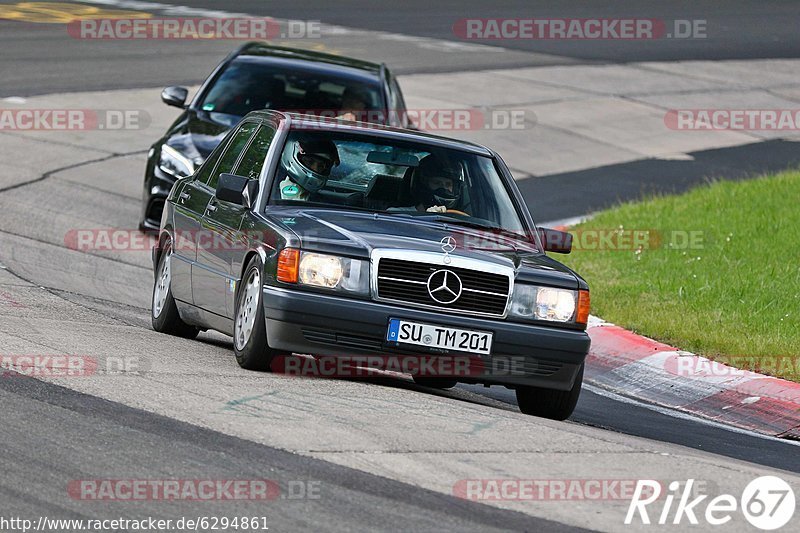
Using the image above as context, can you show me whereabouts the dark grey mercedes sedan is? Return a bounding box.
[151,110,590,420]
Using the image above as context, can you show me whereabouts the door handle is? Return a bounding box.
[179,191,191,201]
[206,201,217,213]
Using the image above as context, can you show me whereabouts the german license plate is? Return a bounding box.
[386,318,493,355]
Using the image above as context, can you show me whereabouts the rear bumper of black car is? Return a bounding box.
[262,286,590,391]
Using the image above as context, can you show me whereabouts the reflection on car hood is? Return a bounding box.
[265,208,581,289]
[165,111,235,163]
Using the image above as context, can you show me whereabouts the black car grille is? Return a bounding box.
[146,198,165,225]
[376,258,510,316]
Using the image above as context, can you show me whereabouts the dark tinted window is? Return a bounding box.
[199,58,382,118]
[234,126,276,180]
[193,142,224,185]
[209,122,257,189]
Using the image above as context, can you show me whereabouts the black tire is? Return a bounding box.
[151,240,199,339]
[412,377,458,389]
[233,255,279,371]
[515,364,584,421]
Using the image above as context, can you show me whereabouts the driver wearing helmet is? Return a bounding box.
[278,138,340,201]
[411,155,463,213]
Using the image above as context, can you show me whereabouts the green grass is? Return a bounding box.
[560,170,800,380]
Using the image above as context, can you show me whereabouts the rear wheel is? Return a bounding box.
[515,364,584,420]
[151,240,199,339]
[412,377,458,389]
[234,255,279,371]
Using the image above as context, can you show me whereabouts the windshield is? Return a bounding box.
[269,131,528,237]
[199,58,383,119]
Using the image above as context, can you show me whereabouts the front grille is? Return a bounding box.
[302,328,384,351]
[377,258,510,316]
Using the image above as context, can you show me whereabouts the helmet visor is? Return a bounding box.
[298,151,335,175]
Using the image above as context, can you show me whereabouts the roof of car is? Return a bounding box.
[244,110,494,156]
[235,42,383,75]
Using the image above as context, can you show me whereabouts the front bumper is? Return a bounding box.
[262,286,590,391]
[141,166,177,231]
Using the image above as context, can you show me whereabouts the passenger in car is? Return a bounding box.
[337,86,371,122]
[390,155,466,213]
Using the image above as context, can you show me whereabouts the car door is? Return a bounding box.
[168,144,224,304]
[200,124,277,318]
[192,121,259,316]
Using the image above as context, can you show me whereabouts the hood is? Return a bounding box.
[164,110,236,163]
[265,208,582,289]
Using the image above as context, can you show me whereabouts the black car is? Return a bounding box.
[141,43,411,231]
[151,111,590,420]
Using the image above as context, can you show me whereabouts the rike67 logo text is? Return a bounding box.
[626,477,795,530]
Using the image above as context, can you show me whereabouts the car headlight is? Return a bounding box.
[279,250,368,295]
[510,284,589,324]
[300,253,343,288]
[158,144,195,178]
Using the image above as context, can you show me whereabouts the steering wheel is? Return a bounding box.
[445,209,470,216]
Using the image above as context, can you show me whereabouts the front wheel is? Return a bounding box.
[233,255,279,371]
[515,364,584,421]
[151,240,199,339]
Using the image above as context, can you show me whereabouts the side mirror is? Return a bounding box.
[216,173,258,209]
[161,86,189,108]
[538,227,572,254]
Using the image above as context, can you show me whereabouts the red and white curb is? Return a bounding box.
[585,316,800,440]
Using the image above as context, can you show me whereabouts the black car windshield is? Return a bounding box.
[269,131,528,237]
[199,57,383,118]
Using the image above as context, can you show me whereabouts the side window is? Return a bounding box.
[193,142,224,185]
[234,126,276,180]
[208,122,257,190]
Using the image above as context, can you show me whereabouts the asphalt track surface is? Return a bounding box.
[1,1,799,531]
[0,375,580,531]
[4,1,800,94]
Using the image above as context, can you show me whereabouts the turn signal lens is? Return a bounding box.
[277,248,300,283]
[576,290,590,325]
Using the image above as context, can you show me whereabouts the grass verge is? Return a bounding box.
[560,170,800,381]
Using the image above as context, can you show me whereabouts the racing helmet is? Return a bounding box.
[413,155,463,209]
[280,138,340,193]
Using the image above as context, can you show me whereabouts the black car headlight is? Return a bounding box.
[509,284,590,324]
[158,145,195,178]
